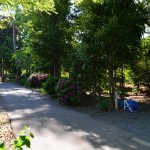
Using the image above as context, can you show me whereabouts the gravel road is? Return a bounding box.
[76,107,150,143]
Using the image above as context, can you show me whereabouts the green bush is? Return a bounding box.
[16,75,28,86]
[6,73,15,81]
[96,96,110,111]
[18,78,28,86]
[42,77,59,95]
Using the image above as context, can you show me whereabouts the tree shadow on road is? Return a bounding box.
[0,82,149,150]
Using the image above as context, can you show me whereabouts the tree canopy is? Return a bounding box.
[0,0,55,13]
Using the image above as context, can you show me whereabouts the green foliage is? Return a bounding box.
[6,73,14,81]
[14,126,34,150]
[0,141,5,150]
[69,51,106,95]
[0,0,55,29]
[25,0,71,77]
[0,126,34,150]
[0,0,149,109]
[55,79,83,105]
[130,37,150,85]
[0,0,55,14]
[16,75,28,86]
[74,0,104,5]
[17,78,28,86]
[42,76,59,95]
[12,50,32,74]
[96,96,110,111]
[69,0,149,107]
[0,27,13,81]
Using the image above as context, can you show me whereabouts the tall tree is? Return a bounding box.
[26,0,70,77]
[0,26,13,81]
[72,0,149,109]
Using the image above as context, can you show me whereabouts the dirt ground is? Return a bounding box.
[0,113,15,150]
[126,94,150,111]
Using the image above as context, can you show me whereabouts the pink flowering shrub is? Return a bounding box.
[28,73,48,88]
[55,79,83,105]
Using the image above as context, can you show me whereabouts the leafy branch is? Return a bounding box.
[0,126,34,150]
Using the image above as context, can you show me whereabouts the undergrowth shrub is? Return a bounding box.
[16,75,28,86]
[6,73,14,81]
[55,79,83,105]
[28,74,48,88]
[96,96,110,111]
[42,77,59,95]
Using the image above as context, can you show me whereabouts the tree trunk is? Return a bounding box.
[12,62,16,80]
[0,58,5,82]
[145,51,150,96]
[12,21,16,53]
[2,63,5,82]
[54,59,61,78]
[107,49,115,110]
[50,59,61,78]
[114,67,117,88]
[50,65,54,77]
[0,57,2,80]
[121,65,125,94]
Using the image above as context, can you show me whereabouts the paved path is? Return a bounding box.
[0,82,150,150]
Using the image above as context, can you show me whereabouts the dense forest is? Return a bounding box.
[0,0,150,109]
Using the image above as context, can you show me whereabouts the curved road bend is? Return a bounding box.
[0,82,149,150]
